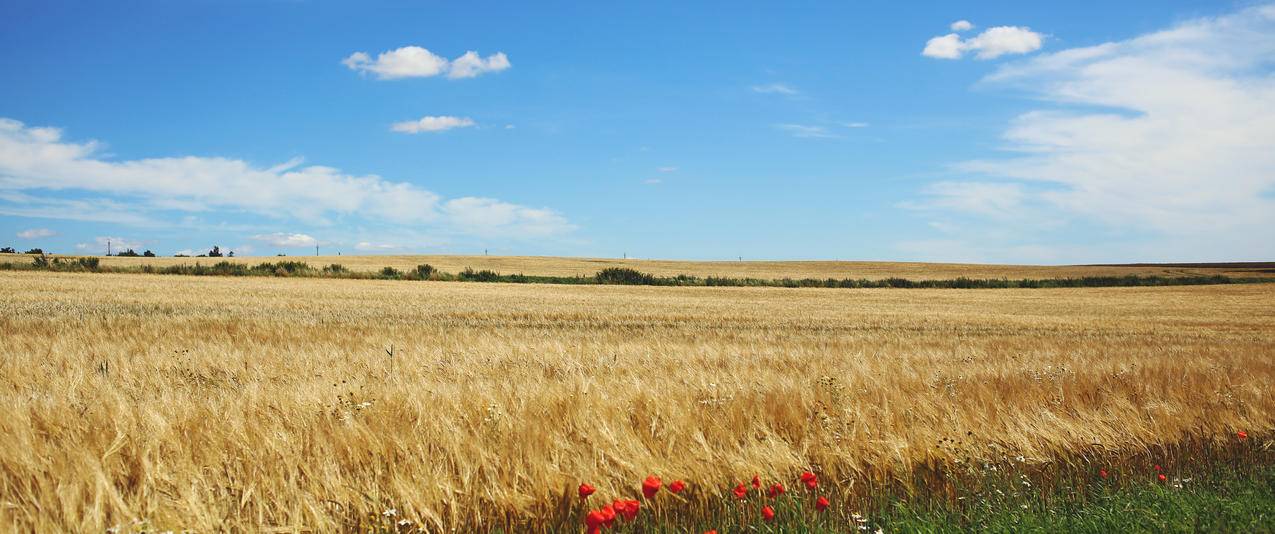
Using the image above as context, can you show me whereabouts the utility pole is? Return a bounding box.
[316,244,319,256]
[107,239,111,256]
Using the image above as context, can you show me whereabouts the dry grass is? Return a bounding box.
[9,252,1274,280]
[1,271,1272,531]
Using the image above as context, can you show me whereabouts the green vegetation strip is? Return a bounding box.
[1,257,1270,289]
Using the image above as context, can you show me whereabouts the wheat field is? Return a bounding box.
[1,270,1273,531]
[13,252,1274,281]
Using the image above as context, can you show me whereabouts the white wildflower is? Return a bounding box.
[383,508,398,517]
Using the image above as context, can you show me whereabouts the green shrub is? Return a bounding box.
[379,266,402,279]
[415,264,436,280]
[595,267,656,285]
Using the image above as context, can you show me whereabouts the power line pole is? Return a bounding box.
[107,239,111,256]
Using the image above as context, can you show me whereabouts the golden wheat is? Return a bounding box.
[8,252,1273,280]
[1,270,1272,531]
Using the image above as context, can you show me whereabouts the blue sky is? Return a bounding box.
[1,1,1272,263]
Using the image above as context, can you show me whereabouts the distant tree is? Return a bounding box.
[24,248,44,255]
[143,250,156,257]
[0,247,15,254]
[174,254,190,257]
[228,251,235,258]
[115,249,141,257]
[207,246,223,258]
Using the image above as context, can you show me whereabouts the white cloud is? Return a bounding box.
[390,116,476,134]
[251,233,317,248]
[441,197,574,238]
[842,122,870,128]
[656,166,678,173]
[903,181,1027,219]
[923,26,1043,60]
[951,20,974,32]
[16,228,55,239]
[0,118,573,239]
[447,51,511,79]
[643,178,662,185]
[751,83,800,95]
[922,34,965,59]
[354,241,400,251]
[774,124,838,139]
[909,4,1275,261]
[343,46,510,80]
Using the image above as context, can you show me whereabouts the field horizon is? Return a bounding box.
[5,251,1274,282]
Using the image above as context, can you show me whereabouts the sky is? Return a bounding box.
[1,1,1272,263]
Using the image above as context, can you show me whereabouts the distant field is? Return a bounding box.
[5,252,1274,280]
[1,270,1271,531]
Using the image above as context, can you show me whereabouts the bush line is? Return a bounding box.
[1,258,1269,289]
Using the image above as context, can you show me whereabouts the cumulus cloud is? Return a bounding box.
[251,233,317,248]
[923,25,1043,60]
[908,4,1275,261]
[16,228,55,239]
[343,46,510,80]
[390,116,476,134]
[951,20,974,32]
[0,118,573,239]
[447,51,511,79]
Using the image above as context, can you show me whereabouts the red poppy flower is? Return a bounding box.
[705,531,718,534]
[1157,473,1167,482]
[752,474,762,489]
[599,504,616,527]
[578,483,596,499]
[587,527,600,534]
[669,480,686,494]
[613,499,640,521]
[761,505,775,522]
[1238,430,1248,440]
[768,483,785,497]
[733,483,748,500]
[1154,464,1162,472]
[815,495,830,511]
[1099,469,1108,479]
[585,509,606,529]
[800,471,818,490]
[642,475,662,499]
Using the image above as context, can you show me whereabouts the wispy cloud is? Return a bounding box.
[250,233,318,248]
[751,83,800,96]
[390,116,476,134]
[343,46,510,80]
[0,118,573,239]
[656,166,678,173]
[16,228,56,239]
[774,123,838,139]
[907,4,1275,261]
